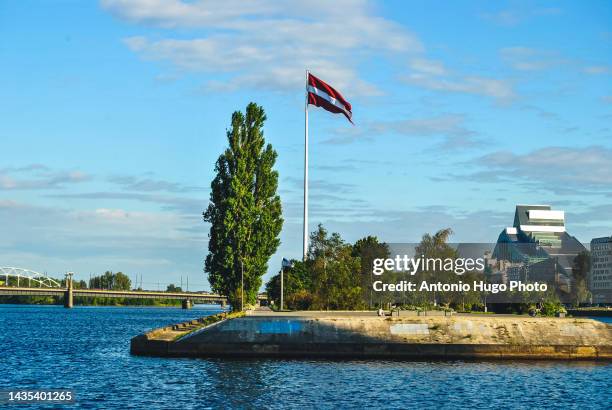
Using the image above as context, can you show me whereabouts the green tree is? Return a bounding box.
[166,284,182,292]
[204,103,283,310]
[89,271,131,291]
[414,228,460,307]
[113,272,131,290]
[571,251,591,306]
[265,225,365,311]
[266,260,313,310]
[414,228,457,260]
[308,224,363,310]
[352,236,390,308]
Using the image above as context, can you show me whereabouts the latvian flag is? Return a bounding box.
[307,73,353,123]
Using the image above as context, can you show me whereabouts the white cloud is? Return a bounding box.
[481,7,561,27]
[101,0,274,28]
[321,114,479,149]
[0,164,214,286]
[408,58,447,76]
[108,174,205,193]
[48,191,205,215]
[403,55,515,102]
[500,47,567,71]
[583,65,611,75]
[103,0,423,96]
[106,1,520,102]
[282,200,511,243]
[0,164,90,190]
[0,200,207,284]
[454,146,612,195]
[405,72,515,101]
[369,115,473,137]
[93,208,131,221]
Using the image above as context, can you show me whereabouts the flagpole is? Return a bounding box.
[303,69,309,261]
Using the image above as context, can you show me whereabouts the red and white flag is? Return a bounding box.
[307,73,353,124]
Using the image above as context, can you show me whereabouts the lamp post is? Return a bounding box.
[280,258,294,311]
[241,259,244,311]
[64,271,74,309]
[483,270,488,313]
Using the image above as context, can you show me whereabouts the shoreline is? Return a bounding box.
[0,302,225,309]
[131,311,612,360]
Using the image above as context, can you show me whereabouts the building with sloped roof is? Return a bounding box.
[492,205,586,295]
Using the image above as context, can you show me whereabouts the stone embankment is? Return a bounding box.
[131,312,612,360]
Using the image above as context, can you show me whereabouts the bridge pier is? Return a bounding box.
[181,299,192,309]
[64,275,73,309]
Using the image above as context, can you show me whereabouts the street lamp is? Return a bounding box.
[280,258,294,311]
[65,271,74,288]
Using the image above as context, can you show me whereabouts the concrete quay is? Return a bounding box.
[131,310,612,360]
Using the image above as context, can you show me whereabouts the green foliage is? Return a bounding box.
[411,228,467,308]
[0,295,62,305]
[1,275,65,288]
[490,289,566,315]
[263,225,575,314]
[571,251,591,306]
[572,251,591,281]
[75,280,88,289]
[266,225,369,311]
[73,297,181,307]
[166,284,183,292]
[0,296,181,307]
[204,102,283,310]
[264,226,486,311]
[376,228,483,310]
[265,260,312,310]
[307,225,365,310]
[414,228,457,260]
[540,300,565,316]
[89,271,131,291]
[352,236,390,308]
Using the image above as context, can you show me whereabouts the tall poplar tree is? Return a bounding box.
[203,103,283,309]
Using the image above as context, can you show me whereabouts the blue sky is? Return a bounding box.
[1,0,611,290]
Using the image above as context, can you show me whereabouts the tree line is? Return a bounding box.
[265,225,389,310]
[264,225,575,314]
[264,226,487,311]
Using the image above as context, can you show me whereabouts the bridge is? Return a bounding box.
[0,267,62,288]
[0,286,228,309]
[0,267,267,309]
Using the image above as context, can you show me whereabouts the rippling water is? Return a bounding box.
[1,305,610,409]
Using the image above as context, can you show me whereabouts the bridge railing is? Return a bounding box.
[0,267,62,288]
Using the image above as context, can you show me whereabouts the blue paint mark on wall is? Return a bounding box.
[258,321,303,334]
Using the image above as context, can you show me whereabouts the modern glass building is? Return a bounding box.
[491,205,586,293]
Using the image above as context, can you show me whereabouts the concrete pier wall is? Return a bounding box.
[131,315,612,360]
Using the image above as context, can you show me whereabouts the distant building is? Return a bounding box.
[491,205,586,294]
[590,236,612,304]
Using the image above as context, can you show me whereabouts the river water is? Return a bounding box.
[1,305,610,409]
